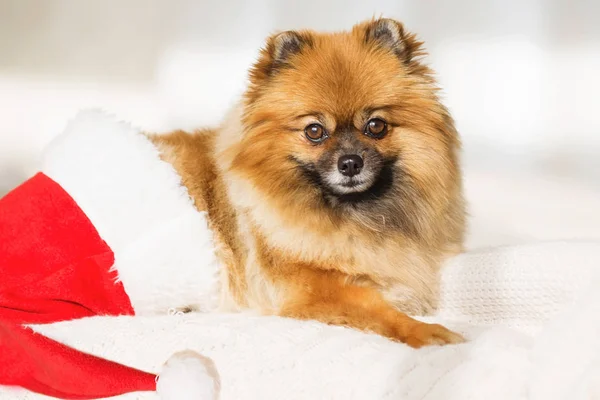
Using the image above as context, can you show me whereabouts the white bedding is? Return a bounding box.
[3,241,599,400]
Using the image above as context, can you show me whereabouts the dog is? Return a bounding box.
[151,17,466,347]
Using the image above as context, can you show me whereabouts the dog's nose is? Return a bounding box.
[337,154,364,177]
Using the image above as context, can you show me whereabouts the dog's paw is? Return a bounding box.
[403,323,466,348]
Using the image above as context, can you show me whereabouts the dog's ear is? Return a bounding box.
[363,18,424,65]
[269,31,312,68]
[249,30,313,86]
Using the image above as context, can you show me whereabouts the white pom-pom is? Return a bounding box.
[156,351,219,400]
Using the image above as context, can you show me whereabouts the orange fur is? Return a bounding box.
[151,18,466,347]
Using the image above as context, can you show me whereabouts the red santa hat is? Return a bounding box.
[0,111,221,398]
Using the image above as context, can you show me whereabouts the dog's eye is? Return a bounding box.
[365,118,388,138]
[304,123,327,143]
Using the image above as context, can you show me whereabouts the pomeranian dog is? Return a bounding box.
[151,17,466,347]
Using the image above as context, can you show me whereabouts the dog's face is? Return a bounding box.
[229,18,464,238]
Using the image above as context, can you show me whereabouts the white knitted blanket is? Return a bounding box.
[3,241,600,400]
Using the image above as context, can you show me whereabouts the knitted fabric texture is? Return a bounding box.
[3,241,599,400]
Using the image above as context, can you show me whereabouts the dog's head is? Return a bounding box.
[225,18,464,239]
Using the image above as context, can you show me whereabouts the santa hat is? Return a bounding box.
[0,111,221,398]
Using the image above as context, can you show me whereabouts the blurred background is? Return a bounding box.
[0,0,598,249]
